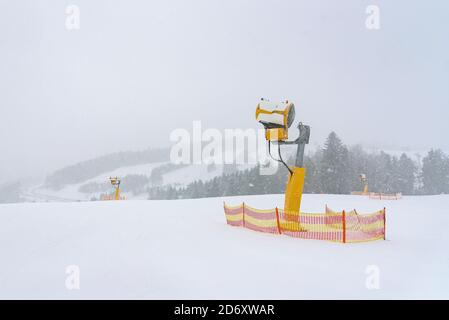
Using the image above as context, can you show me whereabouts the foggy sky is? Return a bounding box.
[1,0,448,184]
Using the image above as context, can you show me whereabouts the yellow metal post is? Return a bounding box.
[109,177,121,200]
[114,186,120,200]
[284,167,305,214]
[363,184,369,194]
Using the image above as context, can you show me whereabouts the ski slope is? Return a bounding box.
[31,162,166,201]
[0,194,448,299]
[29,162,235,201]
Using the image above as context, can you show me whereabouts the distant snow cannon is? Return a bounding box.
[351,173,370,195]
[360,174,369,194]
[351,173,401,200]
[256,99,310,215]
[109,176,121,200]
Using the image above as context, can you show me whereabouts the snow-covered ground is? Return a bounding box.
[0,194,448,299]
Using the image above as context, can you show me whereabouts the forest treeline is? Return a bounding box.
[148,132,449,199]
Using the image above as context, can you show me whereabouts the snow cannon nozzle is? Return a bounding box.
[255,100,295,142]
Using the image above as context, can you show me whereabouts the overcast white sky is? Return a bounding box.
[0,0,448,184]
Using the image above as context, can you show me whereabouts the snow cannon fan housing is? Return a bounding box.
[255,99,295,141]
[109,177,120,187]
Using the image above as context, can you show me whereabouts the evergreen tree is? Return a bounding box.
[319,132,350,194]
[303,154,321,193]
[373,152,395,193]
[395,153,416,194]
[421,149,449,194]
[347,145,369,193]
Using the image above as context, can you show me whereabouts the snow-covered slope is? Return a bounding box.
[0,194,448,299]
[30,162,166,201]
[26,161,244,201]
[157,164,224,187]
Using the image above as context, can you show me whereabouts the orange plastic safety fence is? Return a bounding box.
[100,195,127,200]
[369,192,402,200]
[223,202,386,243]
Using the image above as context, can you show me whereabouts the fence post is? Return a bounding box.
[242,202,245,228]
[223,202,226,224]
[275,207,281,234]
[383,207,386,240]
[342,210,346,243]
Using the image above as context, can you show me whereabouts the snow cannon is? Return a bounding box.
[256,98,310,215]
[109,176,121,200]
[223,99,386,243]
[256,99,295,142]
[360,174,369,194]
[351,173,370,195]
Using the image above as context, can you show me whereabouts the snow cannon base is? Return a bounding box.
[368,192,402,200]
[100,194,127,201]
[351,191,402,200]
[223,203,386,243]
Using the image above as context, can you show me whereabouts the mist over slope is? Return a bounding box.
[44,148,169,189]
[3,130,448,204]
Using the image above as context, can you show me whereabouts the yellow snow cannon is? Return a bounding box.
[360,173,369,194]
[256,99,310,216]
[109,176,121,200]
[351,173,369,195]
[255,99,295,142]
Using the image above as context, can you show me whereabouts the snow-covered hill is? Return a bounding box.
[27,162,167,201]
[0,194,448,299]
[24,161,247,202]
